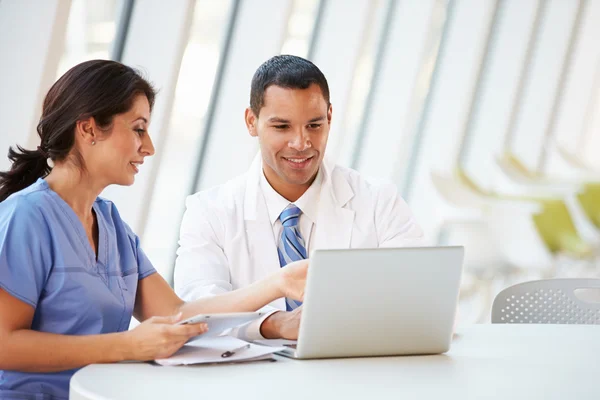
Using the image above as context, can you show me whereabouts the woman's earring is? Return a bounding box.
[91,141,96,145]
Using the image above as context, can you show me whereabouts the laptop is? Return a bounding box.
[258,246,464,359]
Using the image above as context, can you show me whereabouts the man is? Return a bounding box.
[174,55,424,340]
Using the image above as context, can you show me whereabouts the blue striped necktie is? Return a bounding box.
[277,204,307,311]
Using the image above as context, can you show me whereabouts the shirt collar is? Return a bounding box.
[259,166,323,226]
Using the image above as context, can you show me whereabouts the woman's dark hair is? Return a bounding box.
[0,59,155,202]
[250,55,330,117]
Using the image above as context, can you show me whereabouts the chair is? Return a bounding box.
[491,279,600,324]
[432,169,594,269]
[555,142,600,176]
[577,183,600,229]
[496,152,600,247]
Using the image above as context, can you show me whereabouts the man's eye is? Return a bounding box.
[308,124,322,129]
[274,125,289,130]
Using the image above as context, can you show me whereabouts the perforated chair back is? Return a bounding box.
[491,279,600,324]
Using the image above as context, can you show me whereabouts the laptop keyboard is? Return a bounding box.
[283,344,297,349]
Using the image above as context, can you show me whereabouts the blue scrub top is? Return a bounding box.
[0,179,156,399]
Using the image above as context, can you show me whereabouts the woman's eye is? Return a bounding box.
[135,129,146,136]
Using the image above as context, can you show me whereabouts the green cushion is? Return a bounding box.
[531,199,593,258]
[577,183,600,228]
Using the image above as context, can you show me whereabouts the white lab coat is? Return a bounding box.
[174,154,425,315]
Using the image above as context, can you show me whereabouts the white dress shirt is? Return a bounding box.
[259,167,323,253]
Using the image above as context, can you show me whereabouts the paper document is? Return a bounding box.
[155,336,285,366]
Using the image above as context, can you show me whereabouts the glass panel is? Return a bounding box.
[57,0,122,77]
[545,0,600,176]
[352,0,447,181]
[337,0,388,168]
[507,0,580,173]
[141,0,234,280]
[459,0,540,191]
[280,0,320,57]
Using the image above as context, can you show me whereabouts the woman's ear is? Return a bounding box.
[75,117,97,146]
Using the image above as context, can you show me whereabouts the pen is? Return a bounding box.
[221,343,251,358]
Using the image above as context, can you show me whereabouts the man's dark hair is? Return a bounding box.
[249,55,330,116]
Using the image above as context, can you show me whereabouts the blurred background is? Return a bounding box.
[1,0,599,327]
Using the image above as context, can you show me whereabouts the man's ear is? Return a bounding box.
[327,103,333,125]
[245,108,259,137]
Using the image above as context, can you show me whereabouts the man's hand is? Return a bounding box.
[259,307,302,339]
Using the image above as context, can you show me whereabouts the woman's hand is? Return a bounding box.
[123,313,208,361]
[278,259,309,301]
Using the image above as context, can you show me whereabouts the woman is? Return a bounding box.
[0,60,307,399]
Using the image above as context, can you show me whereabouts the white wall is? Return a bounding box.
[0,0,71,170]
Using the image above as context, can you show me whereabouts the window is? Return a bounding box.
[56,0,124,77]
[280,0,321,57]
[141,0,234,279]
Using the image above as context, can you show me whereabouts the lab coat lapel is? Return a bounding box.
[244,154,281,276]
[314,157,355,250]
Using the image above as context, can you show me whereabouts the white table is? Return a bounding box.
[70,324,600,400]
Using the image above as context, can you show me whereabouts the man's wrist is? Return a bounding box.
[259,311,283,339]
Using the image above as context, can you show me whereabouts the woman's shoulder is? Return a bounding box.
[0,184,54,250]
[0,179,52,222]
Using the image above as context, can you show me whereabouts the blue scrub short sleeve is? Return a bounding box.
[0,199,52,308]
[122,223,156,280]
[134,235,156,280]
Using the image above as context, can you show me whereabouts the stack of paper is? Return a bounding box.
[155,336,285,366]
